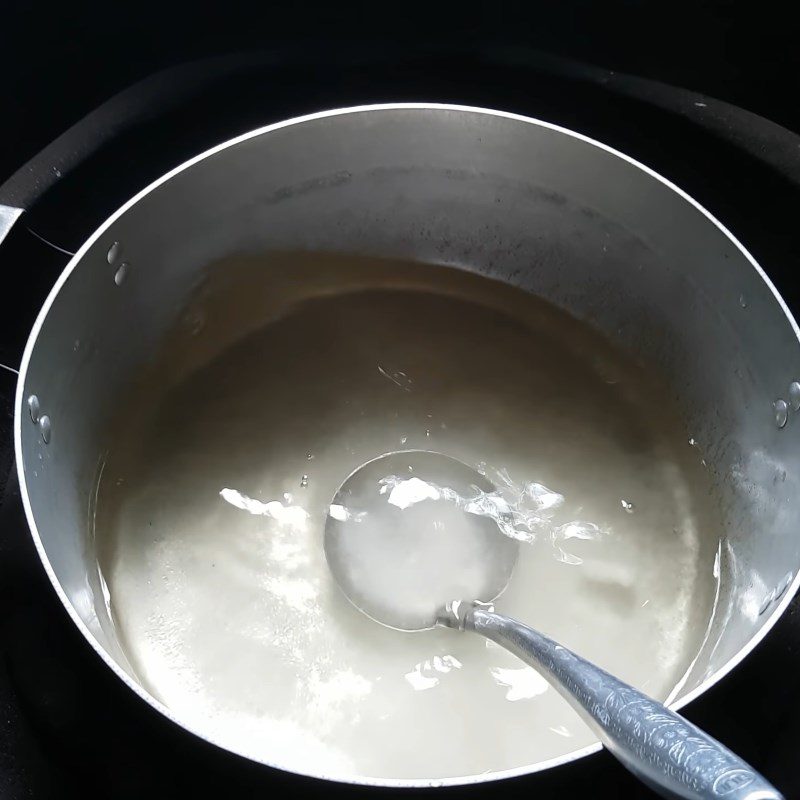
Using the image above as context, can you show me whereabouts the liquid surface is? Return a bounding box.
[95,253,721,781]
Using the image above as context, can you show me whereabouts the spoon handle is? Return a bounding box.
[441,603,782,800]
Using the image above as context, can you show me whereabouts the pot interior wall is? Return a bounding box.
[17,107,800,740]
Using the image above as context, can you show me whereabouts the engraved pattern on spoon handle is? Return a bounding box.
[465,608,783,800]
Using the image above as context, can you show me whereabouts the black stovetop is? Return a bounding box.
[1,34,800,800]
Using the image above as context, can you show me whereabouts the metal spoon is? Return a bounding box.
[324,449,783,800]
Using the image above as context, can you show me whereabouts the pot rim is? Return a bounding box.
[14,102,800,788]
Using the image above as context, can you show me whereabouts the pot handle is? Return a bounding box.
[0,205,24,249]
[0,54,265,248]
[441,603,783,800]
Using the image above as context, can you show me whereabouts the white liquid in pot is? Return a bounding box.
[94,254,721,781]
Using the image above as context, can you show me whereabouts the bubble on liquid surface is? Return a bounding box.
[789,381,800,412]
[39,415,52,444]
[114,263,130,286]
[107,241,121,264]
[774,399,789,429]
[27,395,40,424]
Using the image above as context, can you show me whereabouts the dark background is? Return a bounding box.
[1,2,800,798]
[2,1,800,186]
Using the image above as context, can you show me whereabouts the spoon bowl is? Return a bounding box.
[324,449,519,631]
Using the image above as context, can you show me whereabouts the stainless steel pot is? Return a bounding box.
[12,104,800,787]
